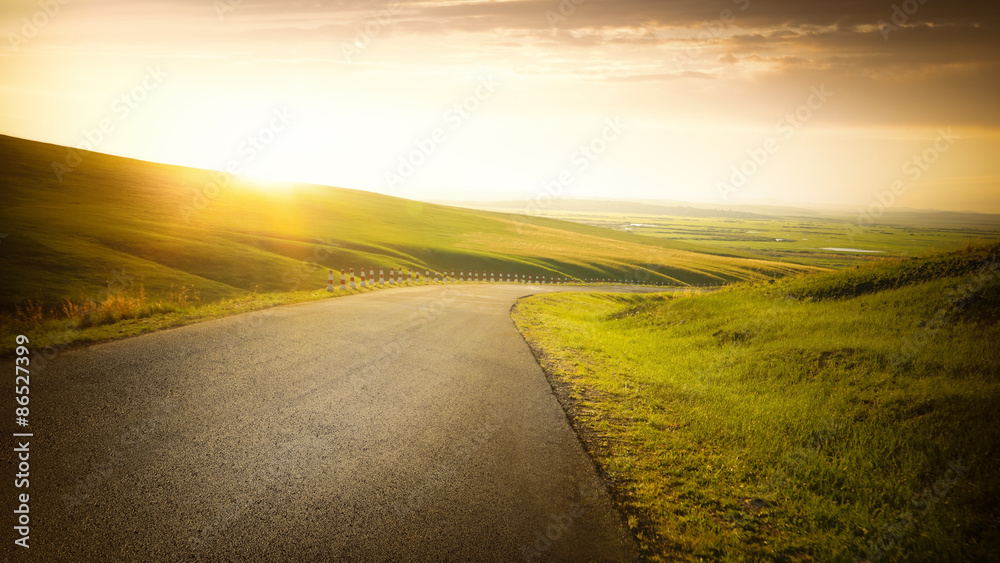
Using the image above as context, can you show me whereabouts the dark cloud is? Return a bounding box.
[5,0,994,125]
[216,1,1000,72]
[215,0,998,127]
[388,0,999,32]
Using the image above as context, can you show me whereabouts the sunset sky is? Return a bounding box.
[2,0,998,212]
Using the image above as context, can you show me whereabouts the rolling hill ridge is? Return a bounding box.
[0,134,817,310]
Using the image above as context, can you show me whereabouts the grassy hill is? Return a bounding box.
[513,242,999,561]
[0,134,814,309]
[0,134,816,351]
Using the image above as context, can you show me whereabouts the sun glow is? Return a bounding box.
[0,0,997,211]
[236,174,298,194]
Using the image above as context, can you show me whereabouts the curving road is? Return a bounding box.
[11,283,656,561]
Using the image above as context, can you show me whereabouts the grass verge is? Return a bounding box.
[512,243,1000,561]
[0,283,380,357]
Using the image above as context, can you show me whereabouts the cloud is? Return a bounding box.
[3,0,998,128]
[603,70,719,82]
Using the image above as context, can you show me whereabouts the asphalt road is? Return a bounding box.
[9,283,658,561]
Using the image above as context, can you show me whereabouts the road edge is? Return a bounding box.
[509,298,658,561]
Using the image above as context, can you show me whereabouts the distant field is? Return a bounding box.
[503,211,1000,269]
[513,243,1000,561]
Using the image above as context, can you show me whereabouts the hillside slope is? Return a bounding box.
[0,135,815,309]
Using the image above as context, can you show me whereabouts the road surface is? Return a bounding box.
[11,284,658,561]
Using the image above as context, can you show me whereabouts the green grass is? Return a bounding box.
[0,281,372,356]
[512,242,1000,561]
[0,134,822,351]
[529,211,1000,269]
